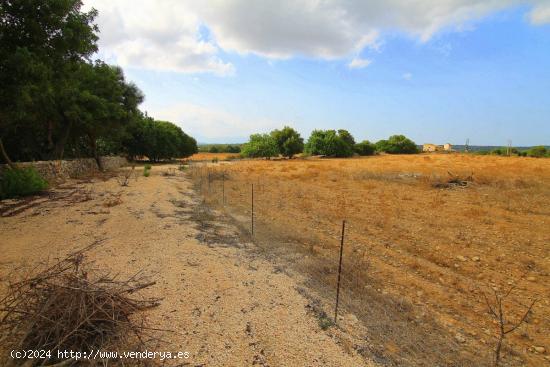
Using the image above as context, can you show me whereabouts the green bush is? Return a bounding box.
[144,164,152,170]
[143,168,150,177]
[526,146,548,158]
[354,140,376,156]
[241,134,279,158]
[0,167,48,199]
[304,130,354,157]
[375,135,418,154]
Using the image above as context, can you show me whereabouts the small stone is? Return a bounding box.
[347,314,359,325]
[457,255,468,262]
[533,346,546,354]
[527,276,536,282]
[455,334,466,343]
[416,290,424,297]
[472,256,480,262]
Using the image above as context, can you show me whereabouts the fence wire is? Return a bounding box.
[186,161,520,367]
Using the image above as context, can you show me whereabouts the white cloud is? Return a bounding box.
[83,0,234,75]
[84,1,548,74]
[529,4,550,24]
[150,103,279,139]
[348,57,372,69]
[402,72,413,80]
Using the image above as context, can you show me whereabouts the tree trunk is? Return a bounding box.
[0,137,16,169]
[55,119,72,160]
[89,134,103,171]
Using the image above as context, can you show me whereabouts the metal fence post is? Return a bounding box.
[251,183,254,236]
[334,220,346,323]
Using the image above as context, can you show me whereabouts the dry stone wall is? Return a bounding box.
[0,156,127,182]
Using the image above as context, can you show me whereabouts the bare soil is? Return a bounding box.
[0,166,373,366]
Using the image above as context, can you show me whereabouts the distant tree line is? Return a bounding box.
[199,144,242,153]
[475,146,549,158]
[0,0,197,170]
[240,126,419,158]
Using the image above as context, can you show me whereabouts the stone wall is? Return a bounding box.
[0,156,127,182]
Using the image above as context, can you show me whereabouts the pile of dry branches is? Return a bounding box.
[0,246,161,366]
[432,171,475,189]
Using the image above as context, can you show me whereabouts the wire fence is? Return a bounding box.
[186,161,505,367]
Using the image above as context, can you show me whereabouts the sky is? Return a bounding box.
[82,1,550,146]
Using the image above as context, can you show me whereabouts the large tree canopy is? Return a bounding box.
[270,126,304,158]
[124,118,197,161]
[241,133,279,158]
[0,0,197,167]
[304,129,355,157]
[375,135,419,154]
[0,0,99,165]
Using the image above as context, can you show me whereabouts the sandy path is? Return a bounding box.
[0,166,372,367]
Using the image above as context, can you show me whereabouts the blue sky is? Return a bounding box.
[85,1,550,145]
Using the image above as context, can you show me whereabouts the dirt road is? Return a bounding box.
[0,166,373,366]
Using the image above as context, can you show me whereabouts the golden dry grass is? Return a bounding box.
[188,152,240,161]
[192,154,550,366]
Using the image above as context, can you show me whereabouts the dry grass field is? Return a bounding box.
[188,152,240,161]
[191,154,550,366]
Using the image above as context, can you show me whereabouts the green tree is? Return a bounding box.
[226,144,241,153]
[375,135,418,154]
[304,130,354,157]
[338,129,356,147]
[63,61,144,169]
[241,133,279,158]
[123,118,196,161]
[270,126,304,158]
[354,140,376,156]
[0,0,99,165]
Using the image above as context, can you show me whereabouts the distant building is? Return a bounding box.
[423,143,452,152]
[423,144,439,152]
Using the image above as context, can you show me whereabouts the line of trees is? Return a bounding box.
[240,126,418,158]
[0,0,197,169]
[477,146,550,158]
[199,144,242,153]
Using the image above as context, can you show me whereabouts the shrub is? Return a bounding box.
[526,146,548,158]
[241,134,279,158]
[304,130,354,157]
[270,126,304,158]
[375,135,418,154]
[354,140,376,156]
[0,167,48,199]
[144,164,152,170]
[226,145,241,153]
[143,169,150,177]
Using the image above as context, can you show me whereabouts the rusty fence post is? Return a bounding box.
[222,171,225,205]
[251,183,254,236]
[334,219,346,323]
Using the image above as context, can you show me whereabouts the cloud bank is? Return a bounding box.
[84,0,550,75]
